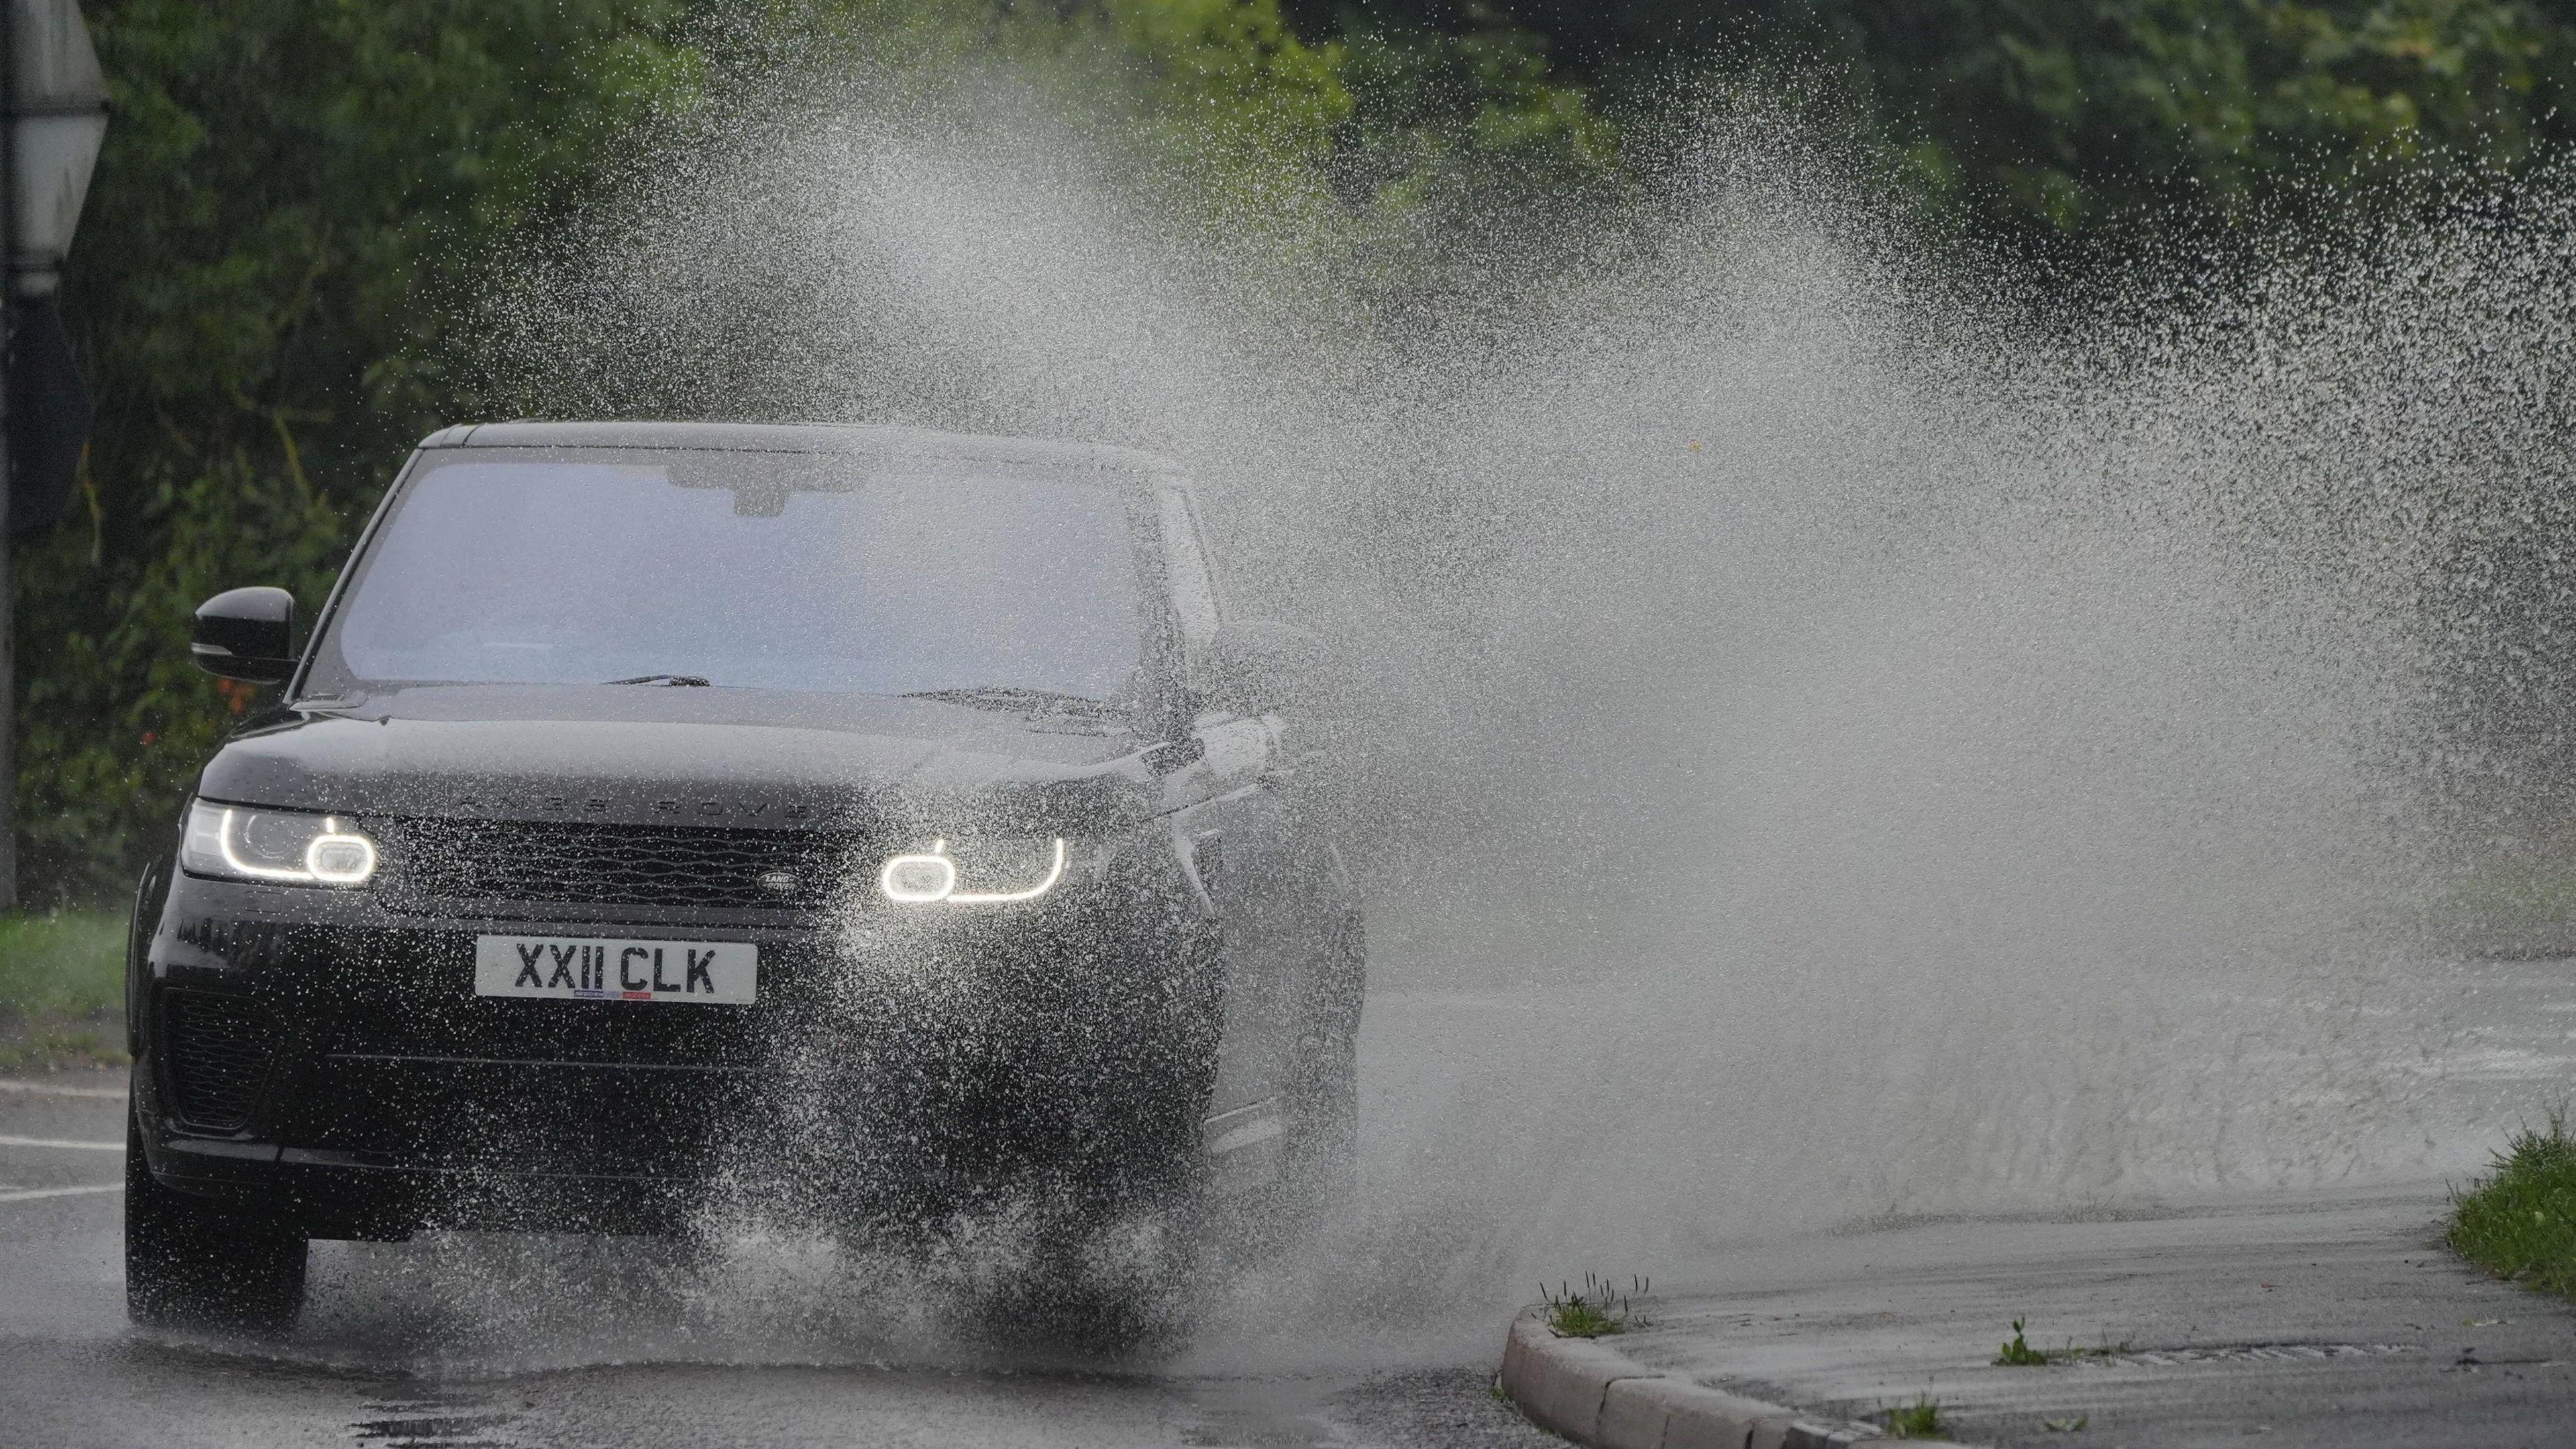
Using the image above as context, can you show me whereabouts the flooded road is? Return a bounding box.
[0,1067,1540,1449]
[3,951,2567,1447]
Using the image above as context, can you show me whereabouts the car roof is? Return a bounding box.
[417,421,1186,482]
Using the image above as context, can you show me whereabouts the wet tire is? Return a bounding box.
[1282,913,1364,1216]
[1287,1010,1358,1204]
[1204,915,1362,1268]
[979,1203,1198,1358]
[125,1111,307,1334]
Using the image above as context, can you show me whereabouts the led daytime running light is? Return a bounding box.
[877,838,1067,905]
[209,806,378,887]
[878,843,958,903]
[303,822,378,884]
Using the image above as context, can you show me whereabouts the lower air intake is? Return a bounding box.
[164,992,277,1132]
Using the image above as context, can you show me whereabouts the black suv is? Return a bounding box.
[124,422,1362,1332]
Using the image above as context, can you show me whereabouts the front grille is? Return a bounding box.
[377,817,858,912]
[164,992,278,1131]
[172,916,305,969]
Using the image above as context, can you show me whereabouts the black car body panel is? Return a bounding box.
[199,688,1159,833]
[130,422,1360,1245]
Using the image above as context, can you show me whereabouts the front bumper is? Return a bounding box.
[136,862,1222,1238]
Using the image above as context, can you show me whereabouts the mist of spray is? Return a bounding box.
[443,50,2576,1361]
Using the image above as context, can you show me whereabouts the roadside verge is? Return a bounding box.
[1497,1315,1908,1449]
[0,909,129,1071]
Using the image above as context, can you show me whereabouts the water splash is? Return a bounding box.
[452,50,2576,1365]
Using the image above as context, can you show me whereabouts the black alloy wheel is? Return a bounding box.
[124,1110,309,1334]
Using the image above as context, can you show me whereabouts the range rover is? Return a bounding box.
[123,421,1362,1334]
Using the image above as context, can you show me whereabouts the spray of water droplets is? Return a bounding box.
[272,50,2576,1369]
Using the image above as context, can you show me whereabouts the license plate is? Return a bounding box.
[474,935,757,1004]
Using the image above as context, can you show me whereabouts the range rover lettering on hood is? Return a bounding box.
[446,795,816,819]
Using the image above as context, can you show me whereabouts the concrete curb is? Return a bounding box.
[1497,1315,1893,1449]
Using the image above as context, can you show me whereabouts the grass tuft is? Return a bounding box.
[2448,1111,2576,1297]
[1996,1317,2051,1366]
[0,910,128,1069]
[1884,1395,1946,1439]
[1994,1318,2130,1366]
[1539,1273,1648,1338]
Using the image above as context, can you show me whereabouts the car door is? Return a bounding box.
[1150,486,1360,1140]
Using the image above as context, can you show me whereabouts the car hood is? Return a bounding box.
[197,685,1160,833]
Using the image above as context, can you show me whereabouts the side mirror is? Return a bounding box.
[1205,619,1329,716]
[191,587,297,684]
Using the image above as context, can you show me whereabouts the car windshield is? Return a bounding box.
[317,453,1149,698]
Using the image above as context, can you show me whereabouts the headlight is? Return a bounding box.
[180,800,379,887]
[877,837,1067,905]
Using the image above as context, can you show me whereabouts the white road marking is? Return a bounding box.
[0,1135,122,1152]
[0,1079,125,1099]
[0,1183,120,1203]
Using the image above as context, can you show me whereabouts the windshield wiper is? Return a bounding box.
[901,685,1125,718]
[605,674,712,686]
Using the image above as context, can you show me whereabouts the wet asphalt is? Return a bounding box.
[4,949,2570,1446]
[1617,1182,2576,1448]
[0,1066,1562,1449]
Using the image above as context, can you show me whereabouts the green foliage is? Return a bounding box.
[17,0,2576,900]
[1008,0,1361,237]
[0,908,124,1018]
[23,0,705,901]
[0,908,128,1067]
[2448,1112,2576,1297]
[1293,0,2576,235]
[1539,1272,1646,1337]
[1835,0,2576,234]
[1102,0,1350,136]
[1330,6,1615,184]
[1990,1317,2132,1364]
[1885,1395,1947,1439]
[1996,1317,2051,1365]
[15,0,1607,902]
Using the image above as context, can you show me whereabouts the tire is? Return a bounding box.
[1271,1023,1356,1240]
[125,1111,307,1334]
[1288,1015,1358,1200]
[1294,911,1364,1183]
[1246,912,1362,1248]
[975,1203,1197,1358]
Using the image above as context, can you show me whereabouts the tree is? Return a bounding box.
[21,1,700,899]
[1285,0,2576,233]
